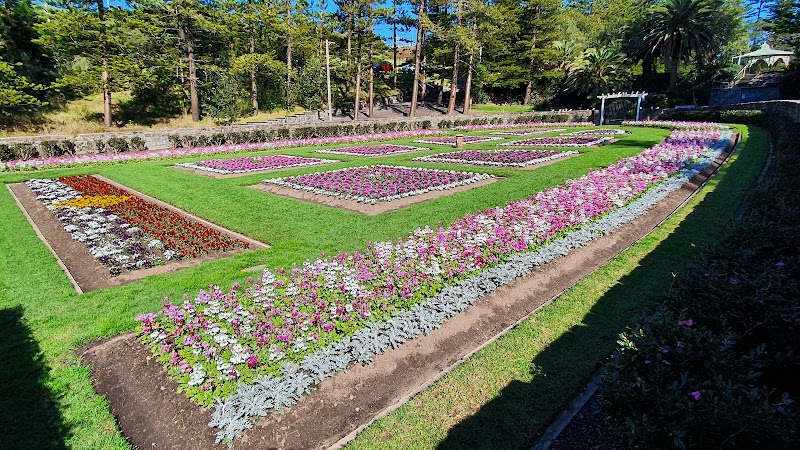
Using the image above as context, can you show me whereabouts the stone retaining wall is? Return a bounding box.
[0,110,596,156]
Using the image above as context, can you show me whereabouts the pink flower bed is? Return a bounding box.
[414,149,578,167]
[135,128,725,409]
[457,122,587,131]
[176,155,337,174]
[262,165,491,204]
[0,130,443,172]
[501,136,612,147]
[622,120,730,130]
[315,144,428,157]
[564,129,628,136]
[490,129,566,136]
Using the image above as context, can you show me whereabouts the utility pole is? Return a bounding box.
[326,40,333,121]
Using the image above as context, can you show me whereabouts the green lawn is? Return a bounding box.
[472,104,536,114]
[0,125,764,449]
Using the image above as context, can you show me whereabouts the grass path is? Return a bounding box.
[0,126,764,449]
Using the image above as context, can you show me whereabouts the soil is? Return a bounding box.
[172,160,340,179]
[249,177,501,215]
[7,176,268,293]
[549,394,627,450]
[82,136,738,450]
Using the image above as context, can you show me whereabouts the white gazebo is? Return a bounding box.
[597,91,648,125]
[736,42,793,72]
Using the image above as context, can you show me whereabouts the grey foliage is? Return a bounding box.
[210,134,732,443]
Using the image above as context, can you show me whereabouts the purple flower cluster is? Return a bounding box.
[501,136,613,147]
[136,128,724,404]
[490,129,566,136]
[414,136,503,145]
[315,144,428,157]
[564,129,627,136]
[176,155,336,174]
[414,149,578,167]
[263,165,491,204]
[457,122,587,131]
[622,120,730,130]
[0,130,443,172]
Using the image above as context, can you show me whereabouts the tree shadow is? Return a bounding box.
[0,305,69,449]
[435,150,748,450]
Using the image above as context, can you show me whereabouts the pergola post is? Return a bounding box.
[636,95,642,122]
[599,97,606,125]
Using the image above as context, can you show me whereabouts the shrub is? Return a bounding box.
[661,109,766,126]
[39,140,61,157]
[106,137,130,153]
[12,143,38,160]
[168,135,183,149]
[0,144,13,161]
[129,137,147,151]
[60,140,76,155]
[601,118,800,448]
[94,140,108,153]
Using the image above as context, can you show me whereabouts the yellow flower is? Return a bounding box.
[52,195,132,208]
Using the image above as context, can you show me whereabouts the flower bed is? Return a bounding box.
[622,120,730,130]
[134,127,729,443]
[262,165,491,204]
[500,136,613,147]
[456,122,587,131]
[563,128,628,136]
[0,130,444,172]
[314,144,428,157]
[175,155,335,175]
[414,149,578,167]
[26,175,250,276]
[414,136,503,145]
[490,129,566,136]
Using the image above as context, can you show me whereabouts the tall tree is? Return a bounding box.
[409,0,426,117]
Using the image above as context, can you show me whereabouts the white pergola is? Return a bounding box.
[597,91,648,125]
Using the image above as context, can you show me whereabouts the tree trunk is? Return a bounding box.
[285,0,293,106]
[409,0,425,118]
[178,25,200,122]
[354,34,362,121]
[97,0,112,128]
[447,4,462,115]
[523,81,532,106]
[669,56,679,89]
[368,29,375,118]
[463,22,476,115]
[420,47,428,106]
[393,0,398,89]
[250,18,259,115]
[437,76,444,106]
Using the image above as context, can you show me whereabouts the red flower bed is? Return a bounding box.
[58,175,249,258]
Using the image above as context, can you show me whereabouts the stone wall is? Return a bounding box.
[0,110,595,156]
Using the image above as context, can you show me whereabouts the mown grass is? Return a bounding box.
[472,104,536,114]
[0,125,761,449]
[345,126,769,449]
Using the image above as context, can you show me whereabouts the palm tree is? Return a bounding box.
[566,46,629,101]
[638,0,718,89]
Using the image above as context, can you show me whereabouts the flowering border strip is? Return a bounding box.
[456,122,588,131]
[414,136,503,146]
[413,149,579,167]
[314,144,429,157]
[562,129,628,136]
[0,130,444,172]
[500,136,613,147]
[262,165,492,205]
[175,155,338,175]
[489,129,567,136]
[205,132,733,443]
[622,120,731,130]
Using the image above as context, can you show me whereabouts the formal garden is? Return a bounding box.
[5,113,798,449]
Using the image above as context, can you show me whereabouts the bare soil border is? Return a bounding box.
[249,176,501,215]
[82,137,737,450]
[8,175,269,293]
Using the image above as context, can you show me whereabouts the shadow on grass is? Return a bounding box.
[0,305,68,449]
[435,142,754,450]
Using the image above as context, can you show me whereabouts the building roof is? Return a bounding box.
[740,43,794,59]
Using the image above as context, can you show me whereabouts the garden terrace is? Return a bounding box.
[0,123,768,449]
